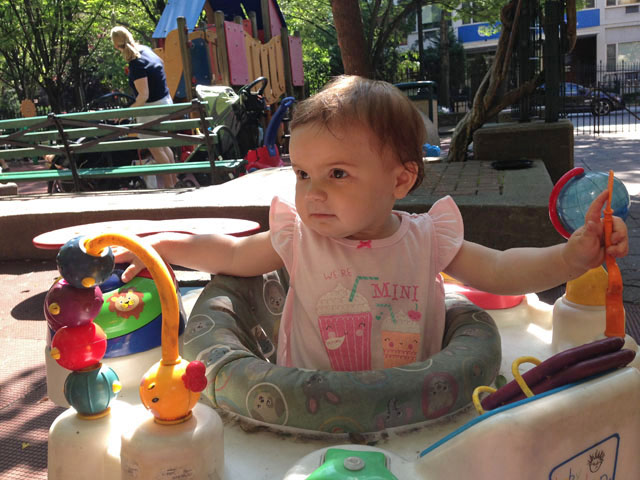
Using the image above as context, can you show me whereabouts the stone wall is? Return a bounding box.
[473,119,574,183]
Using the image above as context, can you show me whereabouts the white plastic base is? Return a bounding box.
[45,292,640,479]
[552,295,608,353]
[283,368,640,479]
[48,401,132,480]
[552,295,640,370]
[48,402,223,480]
[120,403,224,480]
[414,368,640,479]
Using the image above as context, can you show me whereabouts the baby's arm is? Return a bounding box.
[444,190,629,295]
[116,231,284,283]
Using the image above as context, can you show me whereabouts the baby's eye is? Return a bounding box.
[331,169,348,179]
[295,169,309,180]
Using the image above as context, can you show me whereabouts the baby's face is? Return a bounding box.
[290,123,408,240]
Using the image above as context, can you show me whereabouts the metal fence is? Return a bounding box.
[564,62,640,135]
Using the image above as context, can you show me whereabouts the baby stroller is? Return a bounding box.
[176,77,284,188]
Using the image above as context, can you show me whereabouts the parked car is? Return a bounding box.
[532,82,625,116]
[601,71,640,96]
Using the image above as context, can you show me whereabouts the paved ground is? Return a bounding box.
[571,132,640,305]
[0,158,48,195]
[1,129,639,479]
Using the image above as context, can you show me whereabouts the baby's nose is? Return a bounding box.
[305,180,327,201]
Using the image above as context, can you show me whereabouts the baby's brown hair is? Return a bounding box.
[290,75,426,192]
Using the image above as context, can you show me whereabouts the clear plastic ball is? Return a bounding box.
[557,171,630,234]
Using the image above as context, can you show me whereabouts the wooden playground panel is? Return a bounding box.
[157,6,304,105]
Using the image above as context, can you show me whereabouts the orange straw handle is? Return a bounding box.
[603,170,625,338]
[84,233,180,364]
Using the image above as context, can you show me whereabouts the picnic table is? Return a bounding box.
[0,99,243,191]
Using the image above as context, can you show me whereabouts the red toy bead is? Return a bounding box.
[50,322,107,371]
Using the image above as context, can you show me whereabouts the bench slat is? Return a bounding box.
[0,102,196,129]
[0,117,218,144]
[0,135,216,159]
[0,160,245,183]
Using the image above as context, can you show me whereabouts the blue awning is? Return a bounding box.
[153,0,207,39]
[153,0,287,39]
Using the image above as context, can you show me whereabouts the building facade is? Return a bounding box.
[406,1,640,89]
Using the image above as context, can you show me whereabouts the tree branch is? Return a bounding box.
[485,72,543,118]
[370,0,420,75]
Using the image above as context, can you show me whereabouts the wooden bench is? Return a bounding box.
[0,100,244,190]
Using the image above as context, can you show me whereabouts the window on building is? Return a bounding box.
[423,30,438,42]
[607,44,617,71]
[420,5,451,30]
[618,41,640,64]
[607,0,640,5]
[460,3,475,24]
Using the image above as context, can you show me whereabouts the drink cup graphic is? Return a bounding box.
[381,310,421,368]
[317,284,372,371]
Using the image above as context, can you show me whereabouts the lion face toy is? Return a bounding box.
[108,288,145,319]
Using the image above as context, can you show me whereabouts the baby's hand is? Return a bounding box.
[112,246,146,283]
[564,189,629,272]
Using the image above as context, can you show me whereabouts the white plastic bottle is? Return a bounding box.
[119,402,224,480]
[552,266,640,369]
[48,400,131,480]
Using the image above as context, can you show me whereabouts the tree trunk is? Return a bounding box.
[447,0,522,162]
[417,3,425,80]
[447,0,576,162]
[42,77,64,113]
[439,11,450,110]
[331,0,372,77]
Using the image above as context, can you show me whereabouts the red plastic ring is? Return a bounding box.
[548,167,585,239]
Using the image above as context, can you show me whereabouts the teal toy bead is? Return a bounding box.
[57,236,115,289]
[63,364,121,417]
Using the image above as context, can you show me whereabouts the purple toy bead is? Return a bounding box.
[57,236,114,289]
[44,278,103,332]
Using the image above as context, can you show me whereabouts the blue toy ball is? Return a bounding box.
[57,236,115,289]
[64,364,120,417]
[550,168,630,238]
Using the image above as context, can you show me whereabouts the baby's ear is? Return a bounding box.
[393,162,419,199]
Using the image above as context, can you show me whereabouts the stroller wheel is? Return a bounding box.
[174,178,197,188]
[125,177,147,190]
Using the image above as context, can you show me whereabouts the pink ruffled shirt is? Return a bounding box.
[269,195,464,370]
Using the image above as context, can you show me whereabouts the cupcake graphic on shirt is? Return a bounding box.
[316,284,372,371]
[381,310,421,368]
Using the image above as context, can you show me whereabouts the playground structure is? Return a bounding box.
[152,0,304,105]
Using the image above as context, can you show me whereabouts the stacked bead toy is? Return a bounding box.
[46,236,121,418]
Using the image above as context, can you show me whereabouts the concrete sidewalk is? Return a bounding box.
[572,132,640,304]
